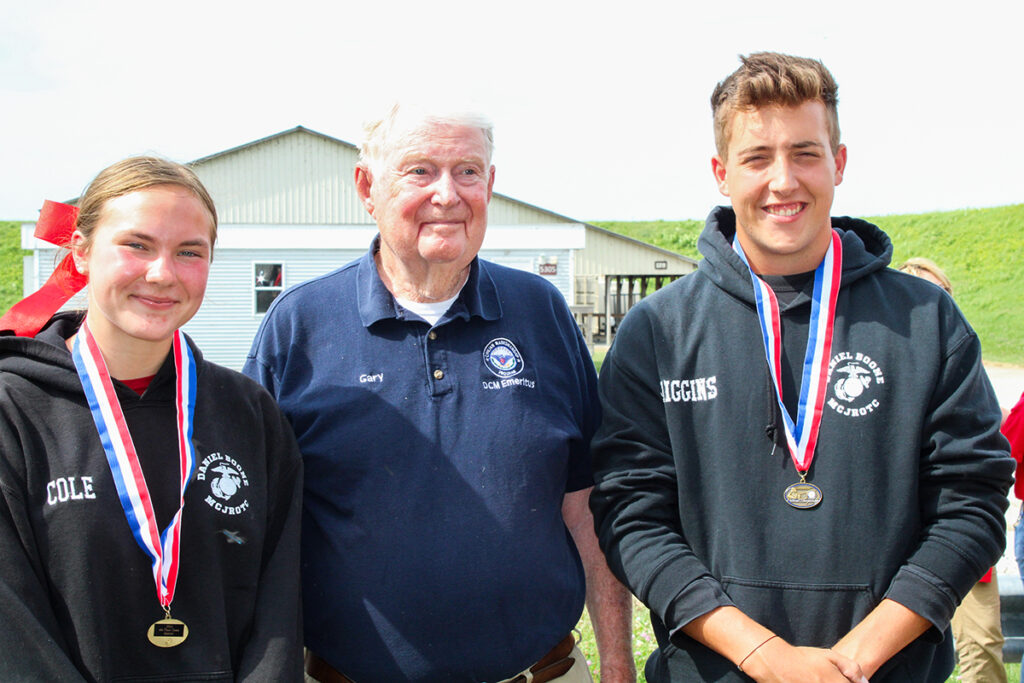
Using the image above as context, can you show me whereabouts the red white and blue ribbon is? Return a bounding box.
[71,320,198,610]
[732,230,843,473]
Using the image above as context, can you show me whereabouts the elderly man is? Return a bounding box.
[244,104,634,683]
[589,52,1012,682]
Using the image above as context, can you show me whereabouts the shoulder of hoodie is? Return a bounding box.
[0,332,77,396]
[871,266,976,340]
[615,214,900,332]
[830,217,968,327]
[0,328,283,419]
[190,340,287,417]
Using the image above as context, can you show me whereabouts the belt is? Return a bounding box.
[304,650,356,683]
[304,634,576,683]
[503,633,577,683]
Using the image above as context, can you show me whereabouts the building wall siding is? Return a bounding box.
[191,130,573,228]
[575,228,696,276]
[30,245,575,371]
[488,196,571,224]
[19,128,689,365]
[192,131,370,225]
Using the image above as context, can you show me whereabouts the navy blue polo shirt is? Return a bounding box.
[244,240,599,683]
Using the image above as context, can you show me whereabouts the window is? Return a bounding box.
[254,263,283,314]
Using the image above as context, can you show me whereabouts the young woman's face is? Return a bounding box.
[72,185,213,353]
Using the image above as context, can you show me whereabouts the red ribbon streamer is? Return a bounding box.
[0,201,88,337]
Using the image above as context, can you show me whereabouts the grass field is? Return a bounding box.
[0,222,24,313]
[593,203,1024,366]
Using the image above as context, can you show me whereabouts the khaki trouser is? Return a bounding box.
[496,644,594,683]
[951,575,1007,683]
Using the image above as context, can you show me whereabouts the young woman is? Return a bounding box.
[0,157,303,681]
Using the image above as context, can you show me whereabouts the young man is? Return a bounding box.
[589,52,1013,682]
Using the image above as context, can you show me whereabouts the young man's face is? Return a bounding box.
[712,100,847,275]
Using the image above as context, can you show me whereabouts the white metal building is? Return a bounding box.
[22,127,696,369]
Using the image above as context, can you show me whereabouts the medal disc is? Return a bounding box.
[147,618,189,647]
[784,482,822,509]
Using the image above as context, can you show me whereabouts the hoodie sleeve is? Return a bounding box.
[882,323,1013,632]
[0,431,87,681]
[234,393,304,681]
[589,305,735,638]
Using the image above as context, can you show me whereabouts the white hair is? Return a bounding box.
[358,102,494,173]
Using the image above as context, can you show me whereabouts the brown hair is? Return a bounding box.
[74,156,218,252]
[712,52,841,159]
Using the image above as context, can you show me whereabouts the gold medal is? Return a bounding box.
[147,610,189,648]
[784,481,822,509]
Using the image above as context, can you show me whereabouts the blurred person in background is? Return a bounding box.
[898,257,1007,683]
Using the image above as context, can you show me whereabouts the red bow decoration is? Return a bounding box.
[0,201,88,337]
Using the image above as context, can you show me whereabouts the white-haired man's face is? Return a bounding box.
[357,121,495,278]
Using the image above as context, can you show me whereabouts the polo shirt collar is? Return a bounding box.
[356,236,503,327]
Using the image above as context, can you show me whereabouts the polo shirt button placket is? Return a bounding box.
[425,328,451,395]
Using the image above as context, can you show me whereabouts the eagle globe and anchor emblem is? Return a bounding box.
[210,464,244,501]
[834,364,873,402]
[782,367,867,509]
[197,452,250,515]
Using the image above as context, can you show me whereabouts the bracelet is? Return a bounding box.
[737,634,779,672]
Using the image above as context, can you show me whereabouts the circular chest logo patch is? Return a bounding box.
[196,452,251,516]
[483,338,524,378]
[826,351,886,418]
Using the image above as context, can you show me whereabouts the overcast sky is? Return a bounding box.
[2,0,1021,223]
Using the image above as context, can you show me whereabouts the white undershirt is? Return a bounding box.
[394,293,460,326]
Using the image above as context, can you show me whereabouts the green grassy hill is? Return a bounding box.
[0,222,25,314]
[594,204,1024,365]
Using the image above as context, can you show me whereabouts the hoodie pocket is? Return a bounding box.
[721,576,876,647]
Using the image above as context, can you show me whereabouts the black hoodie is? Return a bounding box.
[590,207,1013,682]
[0,312,303,681]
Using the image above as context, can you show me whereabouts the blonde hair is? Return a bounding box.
[74,156,218,252]
[898,257,953,295]
[712,52,841,159]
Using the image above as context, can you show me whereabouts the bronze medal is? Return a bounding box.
[784,482,822,509]
[734,233,843,513]
[147,618,189,648]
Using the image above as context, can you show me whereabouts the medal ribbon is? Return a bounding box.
[732,230,843,473]
[71,321,198,609]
